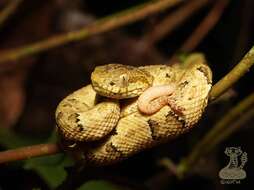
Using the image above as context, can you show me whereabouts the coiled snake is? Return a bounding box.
[55,53,212,165]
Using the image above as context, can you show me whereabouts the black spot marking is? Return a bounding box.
[166,111,186,127]
[197,66,212,84]
[68,113,80,122]
[111,128,118,136]
[105,142,124,155]
[75,113,80,122]
[62,103,72,107]
[68,98,79,103]
[147,119,161,140]
[165,73,171,78]
[109,81,115,86]
[77,124,84,132]
[56,112,63,120]
[179,81,189,87]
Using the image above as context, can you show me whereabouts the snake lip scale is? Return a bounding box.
[55,53,212,165]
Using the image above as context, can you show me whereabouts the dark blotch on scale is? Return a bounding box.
[56,112,63,120]
[77,124,84,132]
[109,81,115,86]
[179,81,189,87]
[197,66,212,84]
[165,73,171,78]
[75,113,80,122]
[105,142,124,155]
[147,119,161,140]
[166,111,186,128]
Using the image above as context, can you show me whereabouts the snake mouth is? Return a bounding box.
[92,82,146,99]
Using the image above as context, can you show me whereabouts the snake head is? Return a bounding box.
[91,64,154,99]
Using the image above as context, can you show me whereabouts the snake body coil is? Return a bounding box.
[55,54,212,165]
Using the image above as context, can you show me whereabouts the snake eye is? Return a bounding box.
[119,74,129,87]
[120,74,128,81]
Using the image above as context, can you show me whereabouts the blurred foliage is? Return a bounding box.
[0,127,121,189]
[77,180,121,190]
[24,154,73,189]
[0,128,74,189]
[0,127,42,148]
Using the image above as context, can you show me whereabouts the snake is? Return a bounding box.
[55,53,212,166]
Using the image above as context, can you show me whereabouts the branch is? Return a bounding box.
[0,0,182,64]
[206,106,254,151]
[177,91,254,176]
[158,157,180,177]
[143,0,211,45]
[0,143,60,164]
[168,0,229,63]
[0,0,23,28]
[209,45,254,101]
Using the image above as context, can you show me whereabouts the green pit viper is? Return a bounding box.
[55,53,212,165]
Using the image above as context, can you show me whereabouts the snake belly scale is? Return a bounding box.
[55,53,212,165]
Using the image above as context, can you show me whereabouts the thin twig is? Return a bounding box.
[209,46,254,101]
[158,158,180,177]
[207,107,254,150]
[0,0,182,64]
[143,0,211,45]
[177,92,254,176]
[232,0,254,64]
[0,0,23,28]
[0,143,60,164]
[168,0,229,63]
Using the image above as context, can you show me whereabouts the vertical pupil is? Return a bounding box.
[120,74,128,87]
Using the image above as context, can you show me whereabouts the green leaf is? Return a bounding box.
[24,153,74,189]
[0,122,73,189]
[22,130,74,189]
[77,180,122,190]
[176,52,190,63]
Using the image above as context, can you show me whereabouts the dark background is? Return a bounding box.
[0,0,253,189]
